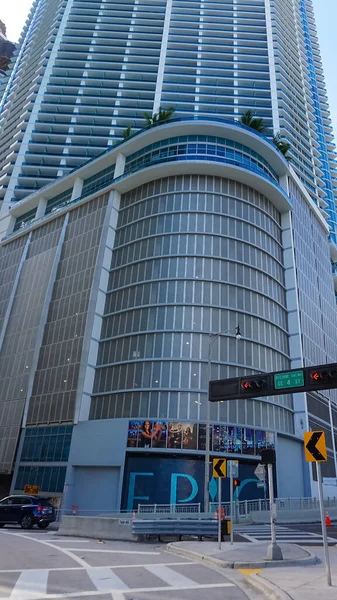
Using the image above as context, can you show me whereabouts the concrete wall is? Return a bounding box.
[57,515,135,541]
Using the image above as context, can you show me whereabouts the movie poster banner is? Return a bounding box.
[127,420,274,455]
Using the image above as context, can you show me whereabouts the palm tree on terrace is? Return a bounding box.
[143,106,175,127]
[273,133,291,160]
[123,125,132,139]
[240,109,266,134]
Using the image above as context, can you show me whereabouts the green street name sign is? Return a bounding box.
[274,370,304,390]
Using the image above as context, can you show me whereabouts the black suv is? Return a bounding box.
[0,495,56,529]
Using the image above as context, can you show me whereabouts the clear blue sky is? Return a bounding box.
[1,0,337,136]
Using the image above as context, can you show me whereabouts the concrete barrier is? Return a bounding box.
[57,516,137,541]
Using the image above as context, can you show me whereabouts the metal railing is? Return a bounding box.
[58,496,337,521]
[210,496,337,517]
[137,503,201,514]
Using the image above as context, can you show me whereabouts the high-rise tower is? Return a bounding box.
[0,0,336,508]
[0,1,336,239]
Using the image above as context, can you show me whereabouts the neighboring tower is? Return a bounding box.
[0,0,335,237]
[0,21,15,96]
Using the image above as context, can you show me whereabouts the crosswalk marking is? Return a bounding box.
[9,569,48,600]
[0,561,196,574]
[86,567,128,591]
[0,565,236,599]
[235,525,337,546]
[145,564,196,587]
[34,582,235,599]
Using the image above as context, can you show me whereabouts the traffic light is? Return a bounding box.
[241,378,267,391]
[209,362,337,402]
[233,479,241,487]
[309,367,337,385]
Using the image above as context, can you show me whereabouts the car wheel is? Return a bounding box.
[37,521,49,529]
[20,514,33,529]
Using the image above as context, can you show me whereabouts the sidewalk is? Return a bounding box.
[252,547,337,600]
[168,541,337,599]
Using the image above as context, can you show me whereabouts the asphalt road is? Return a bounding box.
[0,525,262,600]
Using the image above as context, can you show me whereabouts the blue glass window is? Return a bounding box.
[21,425,73,462]
[15,466,66,493]
[124,136,279,184]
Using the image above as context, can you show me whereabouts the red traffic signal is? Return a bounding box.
[233,479,241,487]
[310,368,337,383]
[241,379,266,390]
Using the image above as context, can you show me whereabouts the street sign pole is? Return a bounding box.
[230,460,234,545]
[218,477,222,550]
[266,463,283,561]
[317,461,332,586]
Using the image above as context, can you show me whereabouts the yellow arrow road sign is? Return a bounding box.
[304,431,327,462]
[213,458,227,478]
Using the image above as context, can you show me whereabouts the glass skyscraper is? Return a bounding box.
[0,0,336,510]
[0,1,336,233]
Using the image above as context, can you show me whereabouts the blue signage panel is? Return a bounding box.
[122,453,269,511]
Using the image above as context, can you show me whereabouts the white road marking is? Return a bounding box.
[24,583,235,599]
[66,548,161,554]
[145,564,197,587]
[86,567,128,591]
[9,569,48,599]
[0,531,91,568]
[42,539,92,543]
[0,561,196,573]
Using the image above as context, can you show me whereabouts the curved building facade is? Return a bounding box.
[0,117,336,509]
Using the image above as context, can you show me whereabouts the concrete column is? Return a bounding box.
[114,153,126,178]
[74,189,121,423]
[71,177,83,201]
[36,196,47,219]
[279,174,289,195]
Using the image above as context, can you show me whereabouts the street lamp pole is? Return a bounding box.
[204,324,241,513]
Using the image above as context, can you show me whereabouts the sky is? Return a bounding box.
[1,0,337,136]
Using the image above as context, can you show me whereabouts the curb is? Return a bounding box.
[249,573,294,600]
[167,542,319,569]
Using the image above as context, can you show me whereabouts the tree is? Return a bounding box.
[273,133,291,159]
[123,125,132,139]
[143,106,175,127]
[240,109,265,134]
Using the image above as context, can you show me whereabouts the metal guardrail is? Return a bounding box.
[132,518,224,541]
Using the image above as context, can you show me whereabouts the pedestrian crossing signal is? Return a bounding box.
[233,479,241,487]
